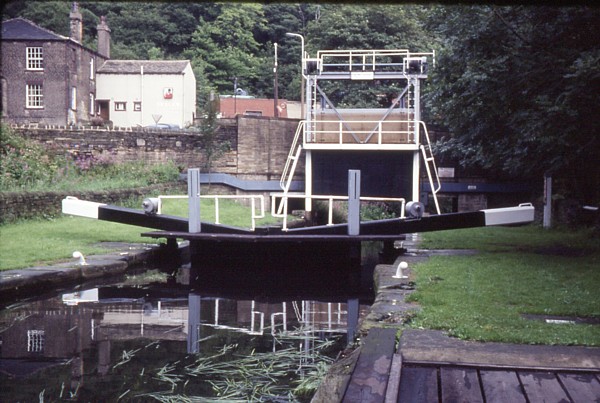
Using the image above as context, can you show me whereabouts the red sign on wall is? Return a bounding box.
[163,88,173,99]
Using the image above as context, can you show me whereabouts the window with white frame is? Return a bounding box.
[90,58,95,80]
[27,330,45,353]
[26,84,44,108]
[114,102,126,111]
[26,47,43,70]
[89,93,95,115]
[134,101,141,111]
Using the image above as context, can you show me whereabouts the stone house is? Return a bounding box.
[0,4,110,126]
[1,3,196,129]
[96,59,196,128]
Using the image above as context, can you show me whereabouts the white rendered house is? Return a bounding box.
[96,60,196,128]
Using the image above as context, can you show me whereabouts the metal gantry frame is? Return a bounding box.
[279,47,441,215]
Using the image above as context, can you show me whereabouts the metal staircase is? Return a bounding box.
[280,121,305,194]
[277,121,304,215]
[419,122,441,214]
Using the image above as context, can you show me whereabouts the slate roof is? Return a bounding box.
[97,60,190,74]
[2,17,68,41]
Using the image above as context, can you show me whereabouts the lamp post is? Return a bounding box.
[285,32,305,119]
[233,76,237,117]
[274,42,279,118]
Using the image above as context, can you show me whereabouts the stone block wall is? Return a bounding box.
[236,117,303,181]
[15,116,301,180]
[5,117,301,221]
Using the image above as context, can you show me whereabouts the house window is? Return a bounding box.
[27,330,45,353]
[26,47,43,70]
[114,102,126,111]
[71,87,77,110]
[26,84,43,108]
[90,58,95,80]
[89,93,95,115]
[245,110,263,116]
[133,101,141,111]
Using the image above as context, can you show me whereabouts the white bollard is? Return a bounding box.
[72,251,88,266]
[393,261,409,279]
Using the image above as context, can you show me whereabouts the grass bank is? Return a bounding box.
[0,198,283,271]
[408,226,600,346]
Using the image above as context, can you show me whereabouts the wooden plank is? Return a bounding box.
[343,327,397,403]
[480,370,526,403]
[558,372,600,402]
[384,353,402,403]
[398,366,438,403]
[440,367,483,403]
[519,371,570,403]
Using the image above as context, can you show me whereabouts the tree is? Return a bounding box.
[198,92,229,179]
[304,4,437,108]
[185,3,268,95]
[425,6,600,203]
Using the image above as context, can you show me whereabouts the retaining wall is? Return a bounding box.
[14,116,301,179]
[4,116,301,222]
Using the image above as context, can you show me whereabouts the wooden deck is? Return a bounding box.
[323,328,600,403]
[398,363,600,403]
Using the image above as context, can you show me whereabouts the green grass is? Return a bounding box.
[0,198,284,271]
[159,197,282,228]
[408,226,600,346]
[0,216,154,270]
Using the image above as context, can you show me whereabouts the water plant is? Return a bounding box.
[135,333,339,402]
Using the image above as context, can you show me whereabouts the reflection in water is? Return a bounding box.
[0,272,369,401]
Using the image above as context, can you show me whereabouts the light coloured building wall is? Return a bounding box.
[96,70,195,128]
[181,63,197,127]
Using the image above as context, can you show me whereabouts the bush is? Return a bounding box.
[0,125,180,192]
[0,124,64,190]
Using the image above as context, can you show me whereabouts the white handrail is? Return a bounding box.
[306,119,416,145]
[280,121,305,191]
[418,121,441,215]
[156,194,265,231]
[316,49,435,73]
[271,193,406,230]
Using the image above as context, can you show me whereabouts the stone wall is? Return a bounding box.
[0,183,184,223]
[5,117,301,221]
[236,117,303,181]
[15,116,301,180]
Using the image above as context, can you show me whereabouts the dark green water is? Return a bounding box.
[0,256,376,402]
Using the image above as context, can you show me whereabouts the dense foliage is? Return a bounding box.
[0,124,66,189]
[425,6,600,203]
[0,125,179,192]
[3,2,599,203]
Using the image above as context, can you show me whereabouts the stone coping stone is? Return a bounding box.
[0,243,163,296]
[312,262,418,402]
[400,328,600,371]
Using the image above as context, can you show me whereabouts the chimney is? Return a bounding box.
[69,2,82,43]
[96,16,111,59]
